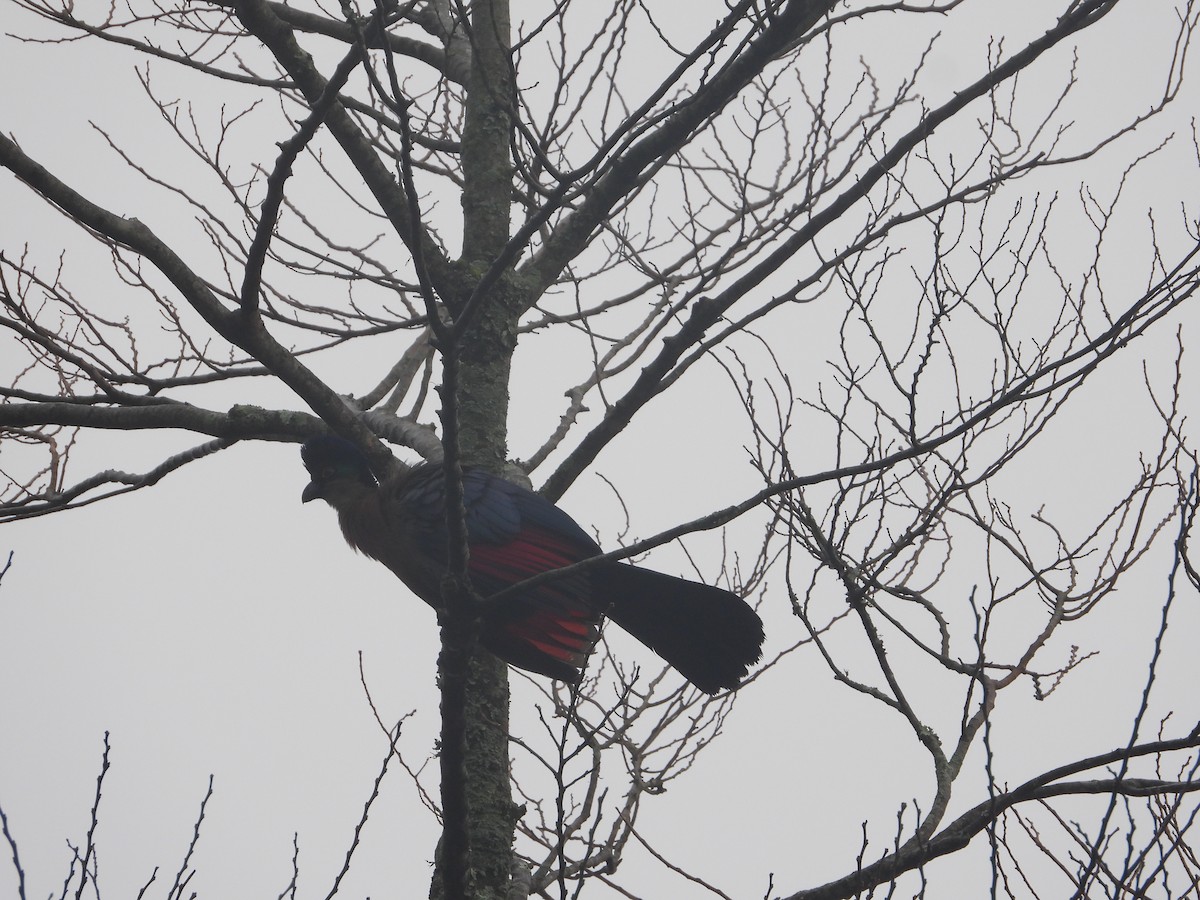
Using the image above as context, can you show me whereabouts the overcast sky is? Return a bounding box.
[2,2,1199,898]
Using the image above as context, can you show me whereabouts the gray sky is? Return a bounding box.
[2,2,1199,897]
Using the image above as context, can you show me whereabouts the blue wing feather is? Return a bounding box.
[403,464,598,559]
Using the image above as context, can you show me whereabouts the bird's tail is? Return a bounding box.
[595,564,763,694]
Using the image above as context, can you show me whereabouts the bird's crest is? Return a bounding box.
[301,436,376,486]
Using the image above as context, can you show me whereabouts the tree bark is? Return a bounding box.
[431,1,520,898]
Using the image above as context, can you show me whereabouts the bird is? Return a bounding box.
[300,436,763,694]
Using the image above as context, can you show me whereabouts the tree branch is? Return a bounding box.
[539,0,1127,499]
[786,733,1200,900]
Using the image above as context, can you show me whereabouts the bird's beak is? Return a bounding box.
[302,481,322,503]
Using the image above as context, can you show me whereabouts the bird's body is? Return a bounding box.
[301,437,763,693]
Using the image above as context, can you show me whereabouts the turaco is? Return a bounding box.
[300,436,763,693]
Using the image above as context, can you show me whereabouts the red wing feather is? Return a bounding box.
[503,608,595,664]
[468,526,583,583]
[471,525,600,673]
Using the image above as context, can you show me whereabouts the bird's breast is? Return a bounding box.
[337,498,441,606]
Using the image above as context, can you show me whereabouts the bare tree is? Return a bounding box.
[3,0,1200,897]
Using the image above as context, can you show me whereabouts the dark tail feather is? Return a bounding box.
[595,564,763,694]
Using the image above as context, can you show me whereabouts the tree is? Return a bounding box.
[3,0,1200,897]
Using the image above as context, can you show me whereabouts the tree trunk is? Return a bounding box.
[431,1,520,898]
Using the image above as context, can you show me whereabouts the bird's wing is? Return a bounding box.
[393,465,603,681]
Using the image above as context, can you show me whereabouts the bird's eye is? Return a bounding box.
[321,466,336,480]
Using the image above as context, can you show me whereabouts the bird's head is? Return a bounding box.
[301,436,377,506]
